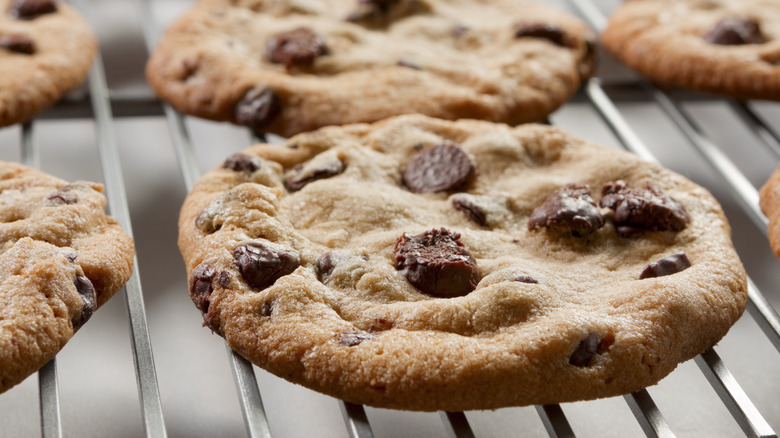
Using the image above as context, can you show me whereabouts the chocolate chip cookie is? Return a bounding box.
[146,0,596,138]
[760,164,780,258]
[602,0,780,100]
[0,161,135,393]
[0,0,97,127]
[178,115,746,411]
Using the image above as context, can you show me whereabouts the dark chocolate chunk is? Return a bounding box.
[234,242,300,290]
[316,252,336,279]
[339,330,376,346]
[704,17,765,45]
[514,22,569,47]
[394,228,479,298]
[284,157,345,192]
[569,333,600,367]
[222,153,261,173]
[0,34,35,54]
[260,301,273,317]
[217,271,231,288]
[403,142,475,193]
[452,196,487,227]
[266,27,329,70]
[45,185,79,205]
[639,253,691,279]
[528,184,604,237]
[600,181,690,237]
[514,274,538,284]
[189,263,216,314]
[234,87,281,134]
[71,275,96,329]
[10,0,57,20]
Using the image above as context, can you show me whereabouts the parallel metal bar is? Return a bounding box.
[20,122,38,168]
[228,347,273,438]
[623,391,676,438]
[440,411,475,438]
[80,10,168,435]
[135,2,274,436]
[747,279,780,353]
[695,349,776,438]
[536,404,576,438]
[728,102,780,158]
[38,358,61,438]
[339,401,374,438]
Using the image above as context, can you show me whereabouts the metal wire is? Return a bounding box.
[623,391,676,438]
[536,404,576,438]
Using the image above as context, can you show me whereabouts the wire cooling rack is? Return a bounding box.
[1,0,779,436]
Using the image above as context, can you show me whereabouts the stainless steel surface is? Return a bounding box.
[0,0,779,437]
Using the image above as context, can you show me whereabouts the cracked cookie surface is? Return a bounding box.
[146,0,595,137]
[0,161,134,393]
[602,0,780,100]
[178,115,746,411]
[0,0,97,127]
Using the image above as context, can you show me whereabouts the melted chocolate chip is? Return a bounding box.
[569,333,600,367]
[514,274,538,284]
[339,330,376,346]
[0,34,35,54]
[528,184,604,237]
[452,195,487,227]
[394,228,479,298]
[71,275,96,329]
[266,27,329,70]
[234,87,281,134]
[45,184,84,206]
[704,17,765,45]
[189,263,216,314]
[639,253,691,279]
[284,157,345,192]
[10,0,57,20]
[403,142,475,194]
[514,22,569,47]
[600,181,690,237]
[195,209,221,234]
[234,242,300,290]
[222,153,261,173]
[260,301,273,317]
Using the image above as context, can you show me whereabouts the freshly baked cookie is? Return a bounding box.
[0,0,97,127]
[178,115,746,411]
[146,0,596,138]
[0,162,134,393]
[760,164,780,258]
[602,0,780,100]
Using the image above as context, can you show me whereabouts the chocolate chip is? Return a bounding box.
[639,253,691,279]
[222,153,261,173]
[704,17,765,45]
[71,275,96,329]
[195,209,221,234]
[189,263,216,314]
[394,228,479,298]
[266,27,329,70]
[600,181,689,237]
[528,184,604,237]
[234,87,281,134]
[569,333,600,367]
[316,252,336,279]
[45,184,80,205]
[284,156,345,192]
[403,142,475,194]
[368,318,394,332]
[514,275,538,284]
[397,60,421,70]
[0,34,35,54]
[234,242,300,290]
[346,0,430,28]
[514,23,569,47]
[218,271,231,288]
[452,196,487,227]
[260,301,273,317]
[10,0,57,20]
[338,330,375,346]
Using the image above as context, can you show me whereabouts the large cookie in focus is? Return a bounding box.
[602,0,780,100]
[178,115,746,411]
[0,0,97,127]
[0,162,134,393]
[146,0,596,137]
[760,164,780,258]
